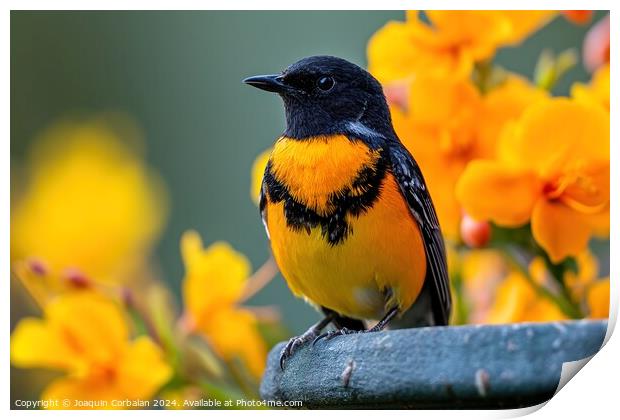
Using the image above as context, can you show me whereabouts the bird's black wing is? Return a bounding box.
[388,143,451,325]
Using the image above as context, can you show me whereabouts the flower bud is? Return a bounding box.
[583,14,610,73]
[121,287,135,308]
[461,214,491,248]
[63,267,90,288]
[384,81,408,109]
[28,258,48,276]
[562,11,593,25]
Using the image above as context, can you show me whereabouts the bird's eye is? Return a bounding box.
[316,76,335,92]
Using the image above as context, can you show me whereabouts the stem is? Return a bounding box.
[474,60,494,94]
[240,256,279,302]
[245,305,281,323]
[121,287,163,346]
[500,245,583,319]
[541,253,583,317]
[11,270,47,310]
[450,270,470,325]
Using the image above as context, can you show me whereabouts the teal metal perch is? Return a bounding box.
[260,320,607,409]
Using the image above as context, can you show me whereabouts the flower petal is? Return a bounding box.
[425,10,511,58]
[501,11,557,44]
[485,272,532,324]
[562,160,609,209]
[42,377,118,409]
[396,124,470,239]
[572,63,610,110]
[10,118,167,284]
[367,18,473,83]
[117,336,172,400]
[456,160,540,226]
[565,250,598,300]
[11,318,81,372]
[500,99,610,175]
[587,278,610,319]
[531,199,592,262]
[477,75,548,155]
[11,292,129,375]
[198,307,267,378]
[407,76,481,128]
[587,204,610,237]
[45,292,129,369]
[486,271,567,324]
[182,231,251,322]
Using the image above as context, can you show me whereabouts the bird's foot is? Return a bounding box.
[313,306,400,345]
[312,327,359,345]
[279,315,334,369]
[279,331,316,369]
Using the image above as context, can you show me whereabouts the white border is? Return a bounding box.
[4,2,618,418]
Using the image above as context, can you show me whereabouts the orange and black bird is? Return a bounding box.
[244,56,451,368]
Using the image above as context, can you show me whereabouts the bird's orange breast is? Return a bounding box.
[268,135,382,215]
[264,135,427,319]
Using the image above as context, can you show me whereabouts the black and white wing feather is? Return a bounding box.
[388,143,451,325]
[258,179,270,240]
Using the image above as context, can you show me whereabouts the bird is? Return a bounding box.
[244,56,451,369]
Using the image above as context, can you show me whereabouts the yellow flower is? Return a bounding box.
[391,74,545,239]
[368,10,555,83]
[11,117,167,284]
[486,271,568,324]
[460,250,509,323]
[251,148,272,205]
[572,63,610,111]
[587,278,610,319]
[564,250,599,300]
[456,98,609,262]
[181,231,266,378]
[10,292,171,408]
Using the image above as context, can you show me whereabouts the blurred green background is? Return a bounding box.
[11,11,605,335]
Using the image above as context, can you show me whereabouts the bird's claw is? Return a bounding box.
[312,327,356,346]
[279,329,321,369]
[279,336,302,369]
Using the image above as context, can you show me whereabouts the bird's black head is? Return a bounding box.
[244,56,394,144]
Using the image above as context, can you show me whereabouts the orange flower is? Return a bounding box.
[477,75,549,150]
[181,231,267,378]
[456,98,609,262]
[572,63,610,111]
[392,74,546,238]
[391,76,481,238]
[10,292,171,408]
[587,278,610,319]
[368,10,556,83]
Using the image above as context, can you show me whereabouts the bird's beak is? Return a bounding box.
[243,74,289,93]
